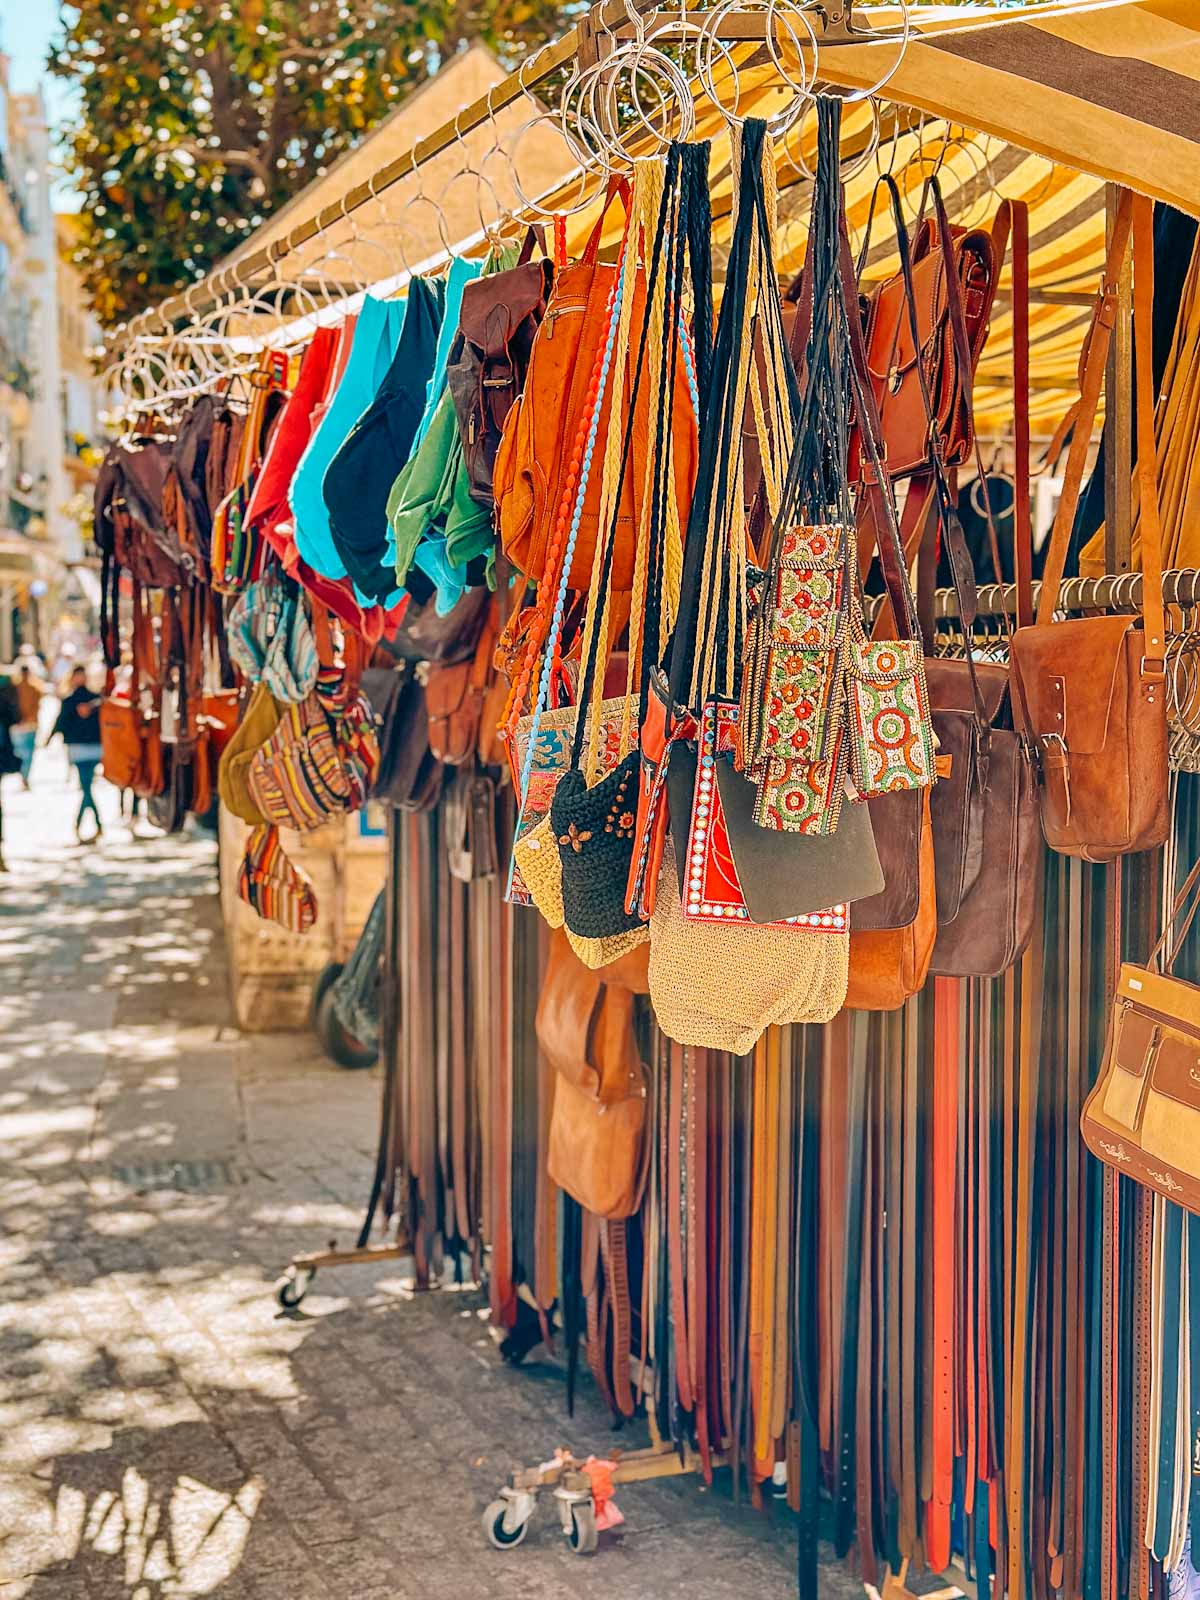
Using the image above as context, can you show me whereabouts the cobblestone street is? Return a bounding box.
[0,754,842,1600]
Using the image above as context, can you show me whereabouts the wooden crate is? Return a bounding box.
[218,803,388,1032]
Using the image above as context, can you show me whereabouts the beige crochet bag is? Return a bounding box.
[515,810,649,970]
[512,814,565,928]
[649,836,848,1053]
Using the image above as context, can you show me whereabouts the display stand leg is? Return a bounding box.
[275,806,413,1311]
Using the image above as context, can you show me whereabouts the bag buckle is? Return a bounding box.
[1038,732,1071,828]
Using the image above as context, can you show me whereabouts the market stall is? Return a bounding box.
[96,3,1200,1595]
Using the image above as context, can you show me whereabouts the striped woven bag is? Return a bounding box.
[246,689,380,832]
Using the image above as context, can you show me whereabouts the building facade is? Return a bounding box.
[0,55,105,661]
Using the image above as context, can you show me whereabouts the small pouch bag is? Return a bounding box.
[845,635,936,798]
[237,823,318,933]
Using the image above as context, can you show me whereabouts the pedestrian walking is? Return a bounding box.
[51,666,104,843]
[0,680,19,871]
[12,663,46,787]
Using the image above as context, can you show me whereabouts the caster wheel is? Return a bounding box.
[483,1499,529,1549]
[568,1502,598,1555]
[315,984,378,1071]
[276,1267,315,1310]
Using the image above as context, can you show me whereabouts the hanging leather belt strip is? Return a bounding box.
[928,977,958,1574]
[668,1038,693,1437]
[409,809,438,1284]
[750,1031,776,1488]
[435,811,452,1260]
[489,858,516,1328]
[793,1023,823,1600]
[718,1047,734,1452]
[901,995,923,1562]
[1009,873,1045,1600]
[835,1013,869,1555]
[531,921,557,1330]
[854,1013,883,1588]
[687,1046,712,1474]
[886,1001,905,1565]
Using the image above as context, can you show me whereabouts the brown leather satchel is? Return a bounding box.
[1010,191,1168,862]
[445,230,554,505]
[1081,858,1200,1214]
[539,930,650,1219]
[426,594,500,766]
[850,184,997,487]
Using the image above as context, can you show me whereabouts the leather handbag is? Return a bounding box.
[388,586,488,666]
[426,593,500,765]
[1081,858,1200,1214]
[1010,191,1168,862]
[445,229,554,505]
[99,585,165,798]
[849,177,999,489]
[927,660,1040,976]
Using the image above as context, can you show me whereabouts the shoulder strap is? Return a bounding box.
[1149,858,1200,974]
[1035,191,1134,625]
[1010,201,1034,629]
[581,177,631,265]
[1132,194,1165,671]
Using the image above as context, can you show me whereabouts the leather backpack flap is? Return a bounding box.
[457,259,552,352]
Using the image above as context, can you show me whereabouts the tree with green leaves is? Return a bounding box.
[51,0,573,325]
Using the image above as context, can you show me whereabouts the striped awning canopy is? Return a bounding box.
[556,0,1200,440]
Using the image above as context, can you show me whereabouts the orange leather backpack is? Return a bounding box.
[492,181,697,594]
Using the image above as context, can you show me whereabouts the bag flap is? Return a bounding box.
[458,260,552,350]
[850,638,924,685]
[866,247,948,381]
[1011,614,1135,755]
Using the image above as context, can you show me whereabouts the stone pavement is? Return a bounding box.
[0,748,861,1600]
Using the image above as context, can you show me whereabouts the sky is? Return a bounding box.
[1,2,81,205]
